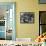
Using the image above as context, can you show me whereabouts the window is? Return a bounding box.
[0,2,16,40]
[39,11,46,35]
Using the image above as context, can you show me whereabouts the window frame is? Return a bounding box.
[39,11,46,35]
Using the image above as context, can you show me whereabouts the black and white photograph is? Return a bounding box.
[20,12,34,24]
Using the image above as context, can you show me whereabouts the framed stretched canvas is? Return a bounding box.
[20,12,34,24]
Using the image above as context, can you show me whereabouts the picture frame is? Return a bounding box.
[39,0,46,4]
[20,12,34,24]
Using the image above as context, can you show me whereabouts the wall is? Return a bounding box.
[16,0,39,39]
[0,0,46,40]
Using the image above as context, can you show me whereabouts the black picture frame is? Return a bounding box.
[39,0,46,4]
[20,12,34,24]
